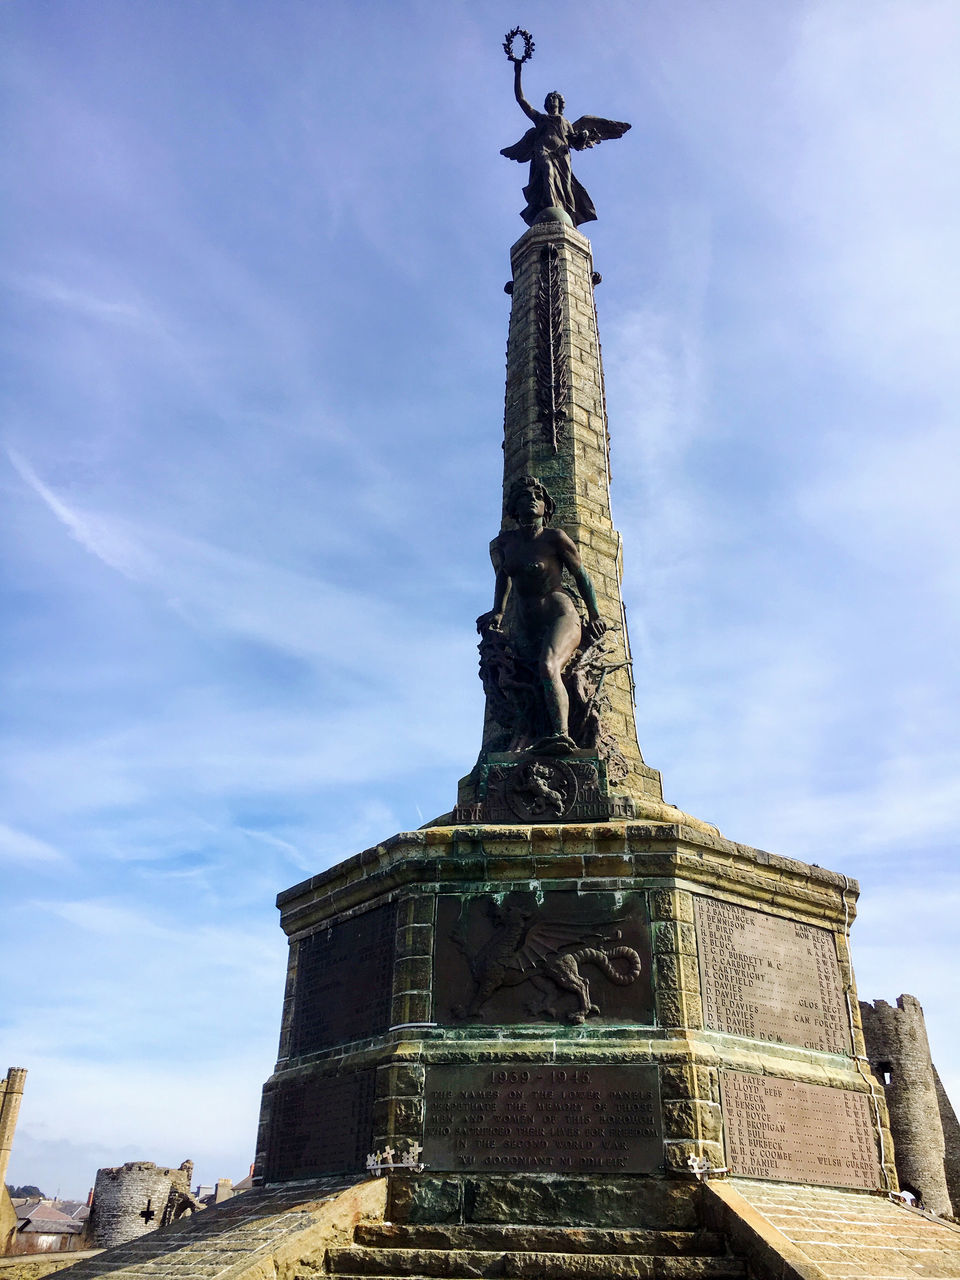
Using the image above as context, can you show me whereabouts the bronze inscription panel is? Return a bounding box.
[423,1063,662,1173]
[434,890,654,1027]
[695,897,850,1053]
[722,1070,881,1189]
[263,1069,376,1180]
[289,901,396,1055]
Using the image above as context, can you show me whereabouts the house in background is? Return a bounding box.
[7,1200,85,1255]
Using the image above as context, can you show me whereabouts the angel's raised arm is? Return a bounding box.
[512,61,538,122]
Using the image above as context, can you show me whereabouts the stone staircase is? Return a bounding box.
[326,1221,748,1278]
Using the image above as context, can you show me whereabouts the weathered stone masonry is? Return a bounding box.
[478,219,658,800]
[89,1161,198,1250]
[0,1068,26,1189]
[860,993,959,1216]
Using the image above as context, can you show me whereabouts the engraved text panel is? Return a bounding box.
[722,1070,881,1189]
[264,1070,376,1180]
[695,898,850,1053]
[424,1062,662,1173]
[290,902,397,1055]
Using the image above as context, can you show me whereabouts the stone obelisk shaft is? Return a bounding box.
[486,217,662,802]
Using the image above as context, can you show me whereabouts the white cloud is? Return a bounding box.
[8,449,473,677]
[7,449,158,581]
[796,423,960,612]
[0,824,66,866]
[7,1055,268,1198]
[12,275,164,332]
[787,1,960,385]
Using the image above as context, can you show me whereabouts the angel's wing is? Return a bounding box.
[500,126,538,164]
[571,116,632,148]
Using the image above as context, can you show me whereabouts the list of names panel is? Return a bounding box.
[695,897,850,1054]
[722,1070,881,1189]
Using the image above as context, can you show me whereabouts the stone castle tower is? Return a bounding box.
[860,994,960,1216]
[0,1067,26,1191]
[89,1160,198,1249]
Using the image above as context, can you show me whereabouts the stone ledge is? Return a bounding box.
[270,1032,873,1096]
[276,822,858,937]
[509,220,593,266]
[0,1253,102,1280]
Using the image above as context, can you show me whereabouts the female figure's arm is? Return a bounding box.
[554,531,607,639]
[477,539,512,633]
[513,61,539,122]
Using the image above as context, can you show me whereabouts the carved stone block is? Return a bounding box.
[455,752,638,826]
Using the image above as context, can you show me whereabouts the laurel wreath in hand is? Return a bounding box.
[503,28,535,64]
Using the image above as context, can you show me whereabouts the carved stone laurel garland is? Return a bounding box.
[535,244,568,452]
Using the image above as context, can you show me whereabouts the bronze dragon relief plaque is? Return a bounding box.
[434,890,654,1027]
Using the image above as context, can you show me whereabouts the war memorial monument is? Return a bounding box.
[52,30,960,1280]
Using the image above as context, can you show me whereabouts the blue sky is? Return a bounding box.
[3,1,959,1198]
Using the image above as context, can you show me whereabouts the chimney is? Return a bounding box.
[0,1068,27,1186]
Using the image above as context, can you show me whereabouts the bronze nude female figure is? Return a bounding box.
[477,476,607,751]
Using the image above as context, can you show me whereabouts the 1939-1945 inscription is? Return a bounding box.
[424,1063,662,1173]
[722,1070,881,1189]
[695,897,851,1054]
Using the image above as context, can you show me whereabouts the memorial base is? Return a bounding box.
[385,1170,702,1229]
[255,817,897,1207]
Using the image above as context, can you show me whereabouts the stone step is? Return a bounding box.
[355,1223,727,1256]
[327,1246,747,1279]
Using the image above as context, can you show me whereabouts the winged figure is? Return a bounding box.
[451,899,642,1024]
[501,59,631,227]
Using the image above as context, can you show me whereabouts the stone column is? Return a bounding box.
[478,217,661,802]
[0,1067,26,1187]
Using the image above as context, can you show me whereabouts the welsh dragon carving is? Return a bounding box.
[451,899,642,1025]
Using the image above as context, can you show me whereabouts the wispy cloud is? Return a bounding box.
[11,274,164,332]
[8,448,472,676]
[8,448,158,581]
[0,824,66,867]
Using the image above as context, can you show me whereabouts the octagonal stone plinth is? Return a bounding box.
[254,818,896,1209]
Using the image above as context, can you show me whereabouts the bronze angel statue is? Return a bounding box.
[501,50,631,227]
